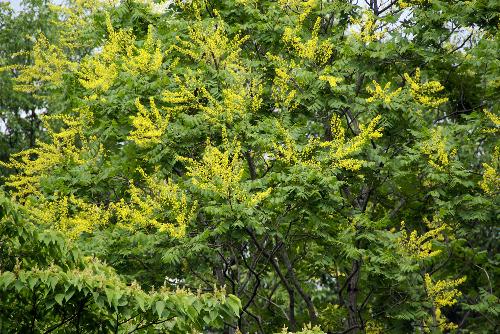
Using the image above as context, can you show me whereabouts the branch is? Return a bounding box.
[280,248,318,322]
[241,252,261,312]
[244,150,257,180]
[378,0,399,15]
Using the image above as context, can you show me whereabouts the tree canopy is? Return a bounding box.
[0,0,498,333]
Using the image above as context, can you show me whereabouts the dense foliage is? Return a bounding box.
[0,0,498,333]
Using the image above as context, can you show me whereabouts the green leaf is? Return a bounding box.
[155,300,165,317]
[0,272,16,289]
[135,295,146,312]
[55,293,65,306]
[226,294,241,316]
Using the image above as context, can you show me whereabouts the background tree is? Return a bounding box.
[0,0,498,333]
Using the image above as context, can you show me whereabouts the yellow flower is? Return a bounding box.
[25,194,110,239]
[319,75,343,89]
[179,129,271,206]
[273,114,382,172]
[479,147,499,195]
[282,17,333,64]
[111,168,196,238]
[366,80,402,104]
[424,273,466,331]
[128,97,170,147]
[278,0,318,24]
[483,109,500,134]
[420,127,456,171]
[123,25,163,75]
[404,68,448,107]
[174,20,248,70]
[0,109,97,199]
[398,221,445,260]
[14,34,76,94]
[350,12,387,43]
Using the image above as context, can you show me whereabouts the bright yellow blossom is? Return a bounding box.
[278,0,318,24]
[129,97,170,147]
[420,127,456,171]
[424,273,466,332]
[483,109,500,134]
[366,81,402,104]
[14,34,76,94]
[111,168,197,238]
[0,109,97,199]
[398,221,446,260]
[479,147,499,195]
[319,75,343,88]
[179,130,272,206]
[273,114,383,172]
[350,12,387,43]
[404,68,448,107]
[26,195,110,239]
[282,17,333,64]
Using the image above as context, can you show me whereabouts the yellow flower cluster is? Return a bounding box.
[366,81,402,104]
[78,16,131,92]
[319,75,343,89]
[14,34,76,94]
[174,20,248,71]
[273,114,383,172]
[480,163,499,195]
[365,320,384,334]
[434,307,459,332]
[128,97,170,147]
[160,71,199,114]
[350,12,387,43]
[483,109,500,134]
[282,17,333,64]
[79,16,163,93]
[420,127,456,171]
[273,122,312,166]
[424,273,466,331]
[169,18,264,122]
[180,130,272,206]
[399,0,428,8]
[278,0,318,24]
[78,60,118,92]
[0,109,96,199]
[198,78,263,123]
[479,146,499,195]
[397,220,445,260]
[182,139,243,199]
[174,0,204,18]
[112,168,197,238]
[404,68,448,107]
[26,195,110,239]
[123,25,163,75]
[330,114,346,144]
[49,0,118,51]
[267,53,299,110]
[324,114,383,171]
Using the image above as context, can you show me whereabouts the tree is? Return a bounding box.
[0,0,498,333]
[0,0,57,169]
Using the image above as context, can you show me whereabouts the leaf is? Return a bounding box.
[28,276,38,290]
[135,295,146,312]
[105,288,115,307]
[55,293,65,306]
[155,300,165,317]
[0,272,16,289]
[226,294,241,316]
[186,305,198,322]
